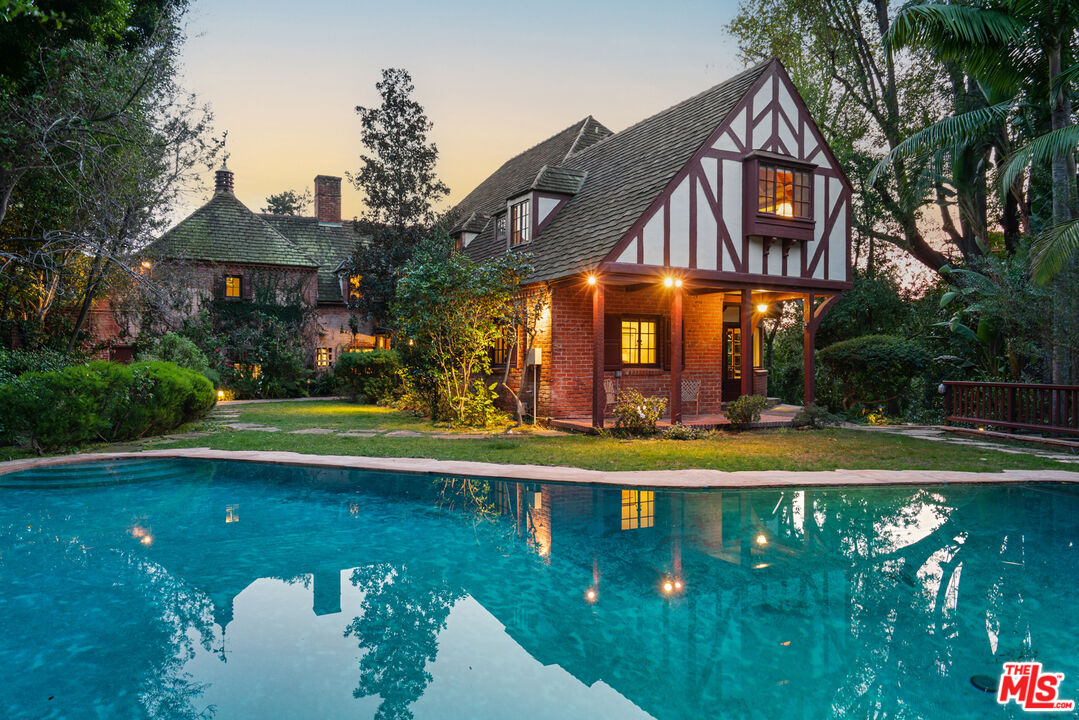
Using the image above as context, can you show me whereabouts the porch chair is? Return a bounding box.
[681,378,701,418]
[604,378,618,413]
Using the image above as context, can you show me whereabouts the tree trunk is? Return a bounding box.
[66,249,108,354]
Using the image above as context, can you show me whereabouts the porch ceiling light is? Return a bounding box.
[586,274,597,286]
[664,276,674,288]
[675,278,683,288]
[756,303,768,314]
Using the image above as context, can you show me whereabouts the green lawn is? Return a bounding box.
[105,399,1079,474]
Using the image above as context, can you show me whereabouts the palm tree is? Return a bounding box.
[871,0,1078,282]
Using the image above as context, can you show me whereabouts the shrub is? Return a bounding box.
[726,394,769,426]
[662,424,715,440]
[136,332,210,375]
[0,348,74,384]
[614,388,667,435]
[335,350,402,403]
[817,334,930,414]
[459,381,506,428]
[0,360,214,452]
[790,403,842,429]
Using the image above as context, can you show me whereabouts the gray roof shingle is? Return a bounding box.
[149,192,318,268]
[259,215,366,304]
[448,116,613,234]
[465,60,772,281]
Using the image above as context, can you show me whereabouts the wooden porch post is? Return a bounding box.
[592,280,605,429]
[803,292,839,406]
[740,289,753,398]
[803,293,816,406]
[670,284,683,424]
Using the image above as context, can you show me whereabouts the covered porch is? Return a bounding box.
[573,268,839,429]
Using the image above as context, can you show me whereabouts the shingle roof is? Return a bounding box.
[532,165,588,195]
[448,116,613,233]
[259,215,366,304]
[465,60,773,281]
[149,191,318,268]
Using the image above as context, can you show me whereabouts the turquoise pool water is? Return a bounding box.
[0,459,1076,719]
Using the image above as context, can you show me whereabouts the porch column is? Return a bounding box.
[670,284,683,424]
[740,289,753,398]
[592,280,605,429]
[803,293,816,406]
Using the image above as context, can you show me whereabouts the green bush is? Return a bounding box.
[614,388,667,436]
[790,403,843,429]
[459,381,506,428]
[817,334,930,414]
[662,424,715,440]
[726,394,769,426]
[0,348,74,384]
[136,332,211,375]
[335,350,402,403]
[0,360,214,452]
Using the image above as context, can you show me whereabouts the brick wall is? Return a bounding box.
[544,283,761,418]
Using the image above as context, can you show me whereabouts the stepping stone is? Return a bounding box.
[338,431,378,437]
[384,430,426,438]
[288,428,335,435]
[429,433,488,440]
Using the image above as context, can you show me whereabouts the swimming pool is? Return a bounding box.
[0,458,1075,719]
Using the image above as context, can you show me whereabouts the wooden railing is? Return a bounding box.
[943,381,1079,437]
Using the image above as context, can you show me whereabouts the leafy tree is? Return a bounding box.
[346,68,449,330]
[392,233,530,424]
[260,188,311,216]
[817,334,930,412]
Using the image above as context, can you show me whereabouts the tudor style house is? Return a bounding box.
[94,167,378,367]
[453,58,852,427]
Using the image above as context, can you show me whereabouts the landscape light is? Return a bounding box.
[217,390,225,400]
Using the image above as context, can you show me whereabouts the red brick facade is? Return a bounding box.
[488,281,767,420]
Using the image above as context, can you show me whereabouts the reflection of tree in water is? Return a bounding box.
[125,555,218,719]
[345,563,464,720]
[820,486,1052,719]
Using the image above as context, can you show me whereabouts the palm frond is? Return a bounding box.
[1031,219,1079,285]
[887,4,1026,52]
[998,124,1079,198]
[869,101,1013,186]
[1050,61,1079,95]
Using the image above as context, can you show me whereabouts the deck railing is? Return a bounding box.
[943,381,1079,437]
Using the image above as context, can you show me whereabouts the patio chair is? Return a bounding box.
[681,378,701,418]
[604,378,618,412]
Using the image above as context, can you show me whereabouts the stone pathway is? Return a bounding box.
[850,424,1079,465]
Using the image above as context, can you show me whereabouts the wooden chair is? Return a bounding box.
[681,378,701,418]
[604,378,618,413]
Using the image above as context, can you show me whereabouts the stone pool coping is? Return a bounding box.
[1,448,1077,488]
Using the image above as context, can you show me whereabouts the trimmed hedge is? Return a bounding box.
[335,350,402,403]
[0,360,215,451]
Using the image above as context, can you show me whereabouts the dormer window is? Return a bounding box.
[758,164,810,219]
[510,199,530,246]
[495,214,507,242]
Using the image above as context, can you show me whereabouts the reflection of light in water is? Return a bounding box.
[756,534,768,545]
[585,589,597,603]
[662,581,673,594]
[874,492,952,553]
[792,491,805,534]
[916,533,966,612]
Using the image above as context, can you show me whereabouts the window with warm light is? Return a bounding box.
[374,334,391,350]
[316,347,333,368]
[348,275,362,304]
[621,490,654,530]
[758,164,810,219]
[726,328,741,379]
[233,362,261,379]
[226,504,239,523]
[510,199,530,246]
[488,332,509,367]
[621,318,657,366]
[225,275,242,298]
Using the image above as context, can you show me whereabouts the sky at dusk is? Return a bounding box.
[175,0,746,223]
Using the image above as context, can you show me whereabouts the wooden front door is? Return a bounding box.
[722,322,742,400]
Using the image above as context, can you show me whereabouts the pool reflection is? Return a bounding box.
[1,460,1076,720]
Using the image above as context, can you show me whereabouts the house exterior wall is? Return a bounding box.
[606,64,852,290]
[542,283,764,419]
[314,304,379,363]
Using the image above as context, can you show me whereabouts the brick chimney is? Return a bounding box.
[214,163,234,194]
[314,175,341,224]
